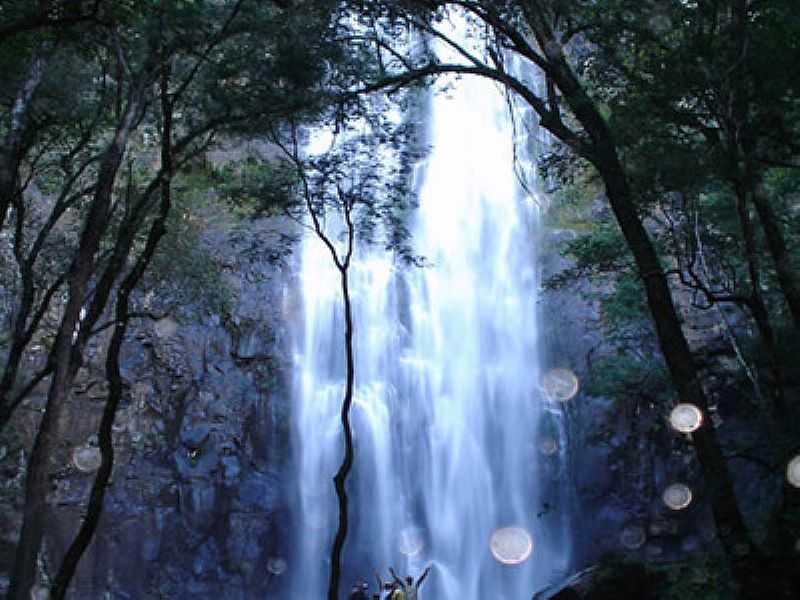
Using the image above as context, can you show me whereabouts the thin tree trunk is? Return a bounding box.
[734,185,785,414]
[278,127,357,600]
[328,265,355,600]
[48,54,174,600]
[6,87,144,600]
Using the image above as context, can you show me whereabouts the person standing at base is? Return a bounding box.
[389,566,432,600]
[376,570,398,600]
[390,583,405,600]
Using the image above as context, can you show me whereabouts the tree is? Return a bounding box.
[280,130,357,600]
[265,88,419,596]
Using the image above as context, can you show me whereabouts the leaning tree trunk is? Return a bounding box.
[595,145,757,553]
[6,87,145,600]
[48,208,168,599]
[521,9,767,596]
[48,55,175,600]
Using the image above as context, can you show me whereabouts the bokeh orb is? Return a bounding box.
[538,437,559,456]
[267,556,287,576]
[398,526,425,557]
[787,455,800,488]
[663,483,693,510]
[489,526,533,565]
[542,368,579,402]
[669,404,703,433]
[649,14,672,35]
[72,446,102,473]
[620,525,646,550]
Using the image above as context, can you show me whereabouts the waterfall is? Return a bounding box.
[287,17,571,600]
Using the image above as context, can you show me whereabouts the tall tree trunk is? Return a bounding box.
[48,55,174,600]
[286,141,357,600]
[521,8,765,595]
[327,265,355,600]
[598,148,755,544]
[6,89,144,600]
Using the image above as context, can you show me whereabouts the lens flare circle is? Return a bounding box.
[663,483,693,510]
[542,368,580,402]
[72,446,102,473]
[669,404,703,433]
[787,455,800,488]
[620,525,646,549]
[649,14,672,34]
[489,526,533,565]
[398,526,425,557]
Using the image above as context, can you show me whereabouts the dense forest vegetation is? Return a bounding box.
[1,1,799,599]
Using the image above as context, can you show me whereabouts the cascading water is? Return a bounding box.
[288,18,571,600]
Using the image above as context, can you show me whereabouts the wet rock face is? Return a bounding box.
[0,218,297,598]
[539,216,783,570]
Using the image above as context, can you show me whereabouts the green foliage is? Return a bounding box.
[543,173,603,232]
[586,353,673,406]
[601,271,650,328]
[212,158,299,218]
[147,172,234,317]
[545,222,634,289]
[540,145,601,220]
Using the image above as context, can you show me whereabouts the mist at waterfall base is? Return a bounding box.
[287,27,571,600]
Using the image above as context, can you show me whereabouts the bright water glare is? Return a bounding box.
[288,16,571,600]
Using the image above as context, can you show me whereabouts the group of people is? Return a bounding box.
[349,566,432,600]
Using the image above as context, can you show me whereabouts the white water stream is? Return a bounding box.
[288,20,570,600]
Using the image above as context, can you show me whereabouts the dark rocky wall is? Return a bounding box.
[0,216,300,599]
[538,199,786,574]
